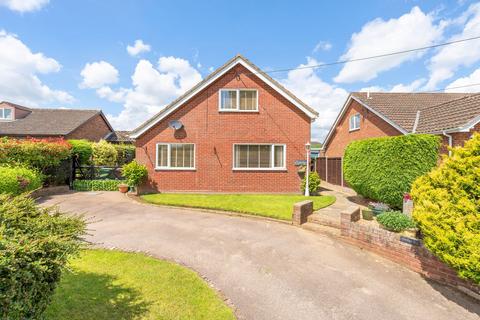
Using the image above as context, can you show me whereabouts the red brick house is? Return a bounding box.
[130,55,319,193]
[0,101,113,141]
[319,92,480,185]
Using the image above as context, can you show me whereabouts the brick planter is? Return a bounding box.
[340,207,480,300]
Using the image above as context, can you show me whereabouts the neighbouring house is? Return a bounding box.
[0,101,114,141]
[105,130,135,144]
[318,92,480,186]
[130,54,319,193]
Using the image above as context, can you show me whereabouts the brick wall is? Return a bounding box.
[66,113,112,141]
[135,64,311,193]
[324,99,403,157]
[340,209,480,296]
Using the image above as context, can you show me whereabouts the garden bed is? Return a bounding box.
[141,193,336,221]
[45,249,235,320]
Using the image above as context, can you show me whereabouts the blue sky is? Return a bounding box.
[1,0,480,140]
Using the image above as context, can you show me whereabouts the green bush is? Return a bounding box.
[0,166,43,195]
[0,194,85,319]
[376,211,415,232]
[411,133,480,284]
[73,179,125,191]
[92,140,118,166]
[114,144,135,165]
[69,139,93,164]
[301,171,321,194]
[0,138,71,171]
[343,134,440,208]
[122,161,148,187]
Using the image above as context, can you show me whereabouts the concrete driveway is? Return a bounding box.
[41,192,479,320]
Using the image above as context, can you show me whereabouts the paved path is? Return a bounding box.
[40,192,479,320]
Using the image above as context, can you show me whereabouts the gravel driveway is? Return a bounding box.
[40,191,480,320]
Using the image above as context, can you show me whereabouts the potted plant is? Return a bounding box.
[121,161,148,194]
[368,202,390,216]
[361,208,374,220]
[118,183,129,193]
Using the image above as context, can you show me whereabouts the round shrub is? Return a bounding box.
[0,194,85,319]
[343,134,440,208]
[411,133,480,284]
[301,171,321,194]
[68,139,93,164]
[376,211,415,232]
[122,161,148,187]
[92,140,118,166]
[0,166,43,195]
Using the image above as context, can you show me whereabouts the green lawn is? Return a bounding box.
[45,250,235,320]
[141,193,336,220]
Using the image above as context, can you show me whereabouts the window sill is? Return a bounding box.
[232,168,287,172]
[218,109,259,113]
[349,128,360,132]
[155,167,196,171]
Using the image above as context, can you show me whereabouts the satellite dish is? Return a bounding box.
[168,120,183,130]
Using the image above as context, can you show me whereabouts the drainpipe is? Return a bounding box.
[442,131,453,156]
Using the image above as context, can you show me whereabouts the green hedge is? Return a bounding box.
[115,144,135,165]
[0,194,85,319]
[73,179,125,191]
[0,166,43,195]
[68,139,93,164]
[411,133,480,284]
[343,134,440,208]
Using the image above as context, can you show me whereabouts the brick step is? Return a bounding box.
[301,222,341,237]
[307,213,341,229]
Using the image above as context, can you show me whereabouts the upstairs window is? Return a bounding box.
[349,113,361,131]
[0,108,12,120]
[233,144,285,170]
[219,89,258,111]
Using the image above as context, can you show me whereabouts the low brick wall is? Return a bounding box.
[292,200,313,225]
[340,207,480,298]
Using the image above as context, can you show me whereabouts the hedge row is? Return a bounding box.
[69,139,135,166]
[0,194,85,319]
[411,133,480,284]
[0,166,43,195]
[343,134,440,208]
[73,179,126,191]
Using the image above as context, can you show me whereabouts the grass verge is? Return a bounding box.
[45,249,235,320]
[141,193,336,220]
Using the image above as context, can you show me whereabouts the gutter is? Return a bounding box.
[442,131,453,156]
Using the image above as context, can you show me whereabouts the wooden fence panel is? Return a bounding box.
[315,157,345,186]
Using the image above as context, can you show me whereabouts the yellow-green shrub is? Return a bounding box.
[411,133,480,284]
[92,140,117,166]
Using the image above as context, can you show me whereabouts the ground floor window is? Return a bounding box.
[156,143,195,169]
[233,144,286,170]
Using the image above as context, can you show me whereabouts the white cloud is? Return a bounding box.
[80,61,119,89]
[424,3,480,89]
[445,68,480,92]
[360,78,426,93]
[127,39,151,57]
[313,41,332,53]
[0,30,73,106]
[334,6,444,83]
[103,56,202,130]
[0,0,49,12]
[280,57,348,141]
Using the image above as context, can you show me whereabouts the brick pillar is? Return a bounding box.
[292,200,313,225]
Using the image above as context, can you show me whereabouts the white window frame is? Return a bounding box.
[218,89,259,112]
[0,108,13,120]
[232,143,286,171]
[155,143,196,170]
[349,113,361,131]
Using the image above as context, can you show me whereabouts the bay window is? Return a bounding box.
[233,144,285,170]
[156,143,195,169]
[219,89,258,111]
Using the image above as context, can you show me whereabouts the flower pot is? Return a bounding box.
[118,184,129,193]
[362,209,374,220]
